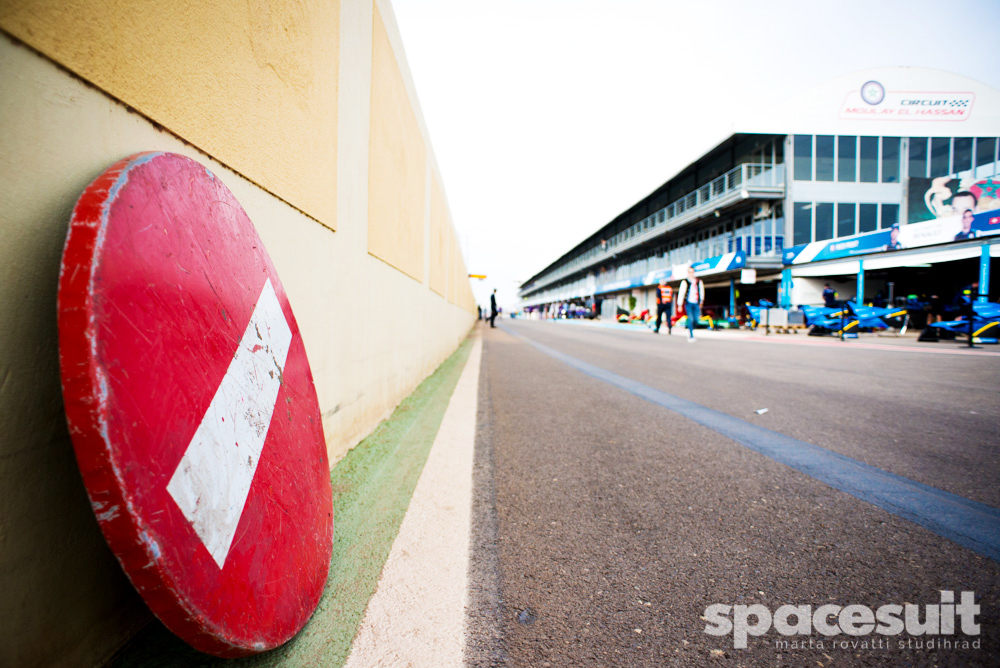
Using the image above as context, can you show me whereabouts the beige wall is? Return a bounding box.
[0,0,475,665]
[367,4,427,281]
[429,175,449,298]
[0,0,340,226]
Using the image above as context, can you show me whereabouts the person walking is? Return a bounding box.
[490,289,498,328]
[654,279,673,335]
[677,266,704,342]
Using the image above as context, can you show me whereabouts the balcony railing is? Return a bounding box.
[521,162,784,295]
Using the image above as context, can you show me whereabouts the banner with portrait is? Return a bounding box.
[785,175,1000,265]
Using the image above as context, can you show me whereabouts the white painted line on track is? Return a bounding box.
[344,332,482,668]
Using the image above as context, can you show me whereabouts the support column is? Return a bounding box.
[979,243,991,303]
[729,278,736,319]
[857,260,865,306]
[779,268,792,309]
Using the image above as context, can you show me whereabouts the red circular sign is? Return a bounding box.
[58,152,333,657]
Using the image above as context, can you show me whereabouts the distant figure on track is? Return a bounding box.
[677,266,704,342]
[490,289,498,328]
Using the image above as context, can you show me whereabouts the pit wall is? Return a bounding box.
[0,1,475,665]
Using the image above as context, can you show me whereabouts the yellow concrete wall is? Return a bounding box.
[429,175,449,297]
[451,230,476,310]
[0,0,475,664]
[366,4,426,281]
[447,231,459,304]
[0,0,340,226]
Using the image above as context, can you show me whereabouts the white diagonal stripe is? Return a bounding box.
[167,278,292,568]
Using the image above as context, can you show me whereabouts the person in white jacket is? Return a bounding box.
[677,266,705,341]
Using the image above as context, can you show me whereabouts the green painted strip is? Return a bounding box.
[110,337,474,668]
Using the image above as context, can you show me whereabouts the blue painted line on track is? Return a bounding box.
[505,327,1000,563]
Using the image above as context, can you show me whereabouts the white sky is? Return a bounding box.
[390,0,1000,310]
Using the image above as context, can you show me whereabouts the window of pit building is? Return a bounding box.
[773,205,785,254]
[816,136,835,181]
[859,203,878,233]
[881,203,899,228]
[976,138,997,178]
[793,202,812,245]
[860,137,878,183]
[908,137,928,178]
[815,202,834,241]
[838,136,857,182]
[930,137,950,177]
[794,135,812,180]
[954,137,973,177]
[837,203,856,237]
[907,136,1000,180]
[881,137,900,183]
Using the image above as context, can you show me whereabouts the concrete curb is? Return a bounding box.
[343,331,483,667]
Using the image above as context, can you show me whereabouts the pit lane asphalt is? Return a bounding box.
[466,319,1000,668]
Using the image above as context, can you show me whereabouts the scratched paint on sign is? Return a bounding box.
[60,152,332,655]
[167,278,292,568]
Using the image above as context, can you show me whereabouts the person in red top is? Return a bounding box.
[654,278,674,335]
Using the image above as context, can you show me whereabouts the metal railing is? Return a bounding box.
[521,162,784,296]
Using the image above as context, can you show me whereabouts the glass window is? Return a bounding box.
[859,203,878,233]
[815,202,834,241]
[816,136,834,181]
[860,137,878,182]
[882,137,900,183]
[953,137,973,176]
[838,136,857,182]
[930,137,950,177]
[976,137,996,177]
[908,137,927,179]
[837,203,856,237]
[794,135,813,180]
[881,204,899,228]
[793,202,812,245]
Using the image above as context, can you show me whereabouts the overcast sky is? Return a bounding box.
[390,0,1000,310]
